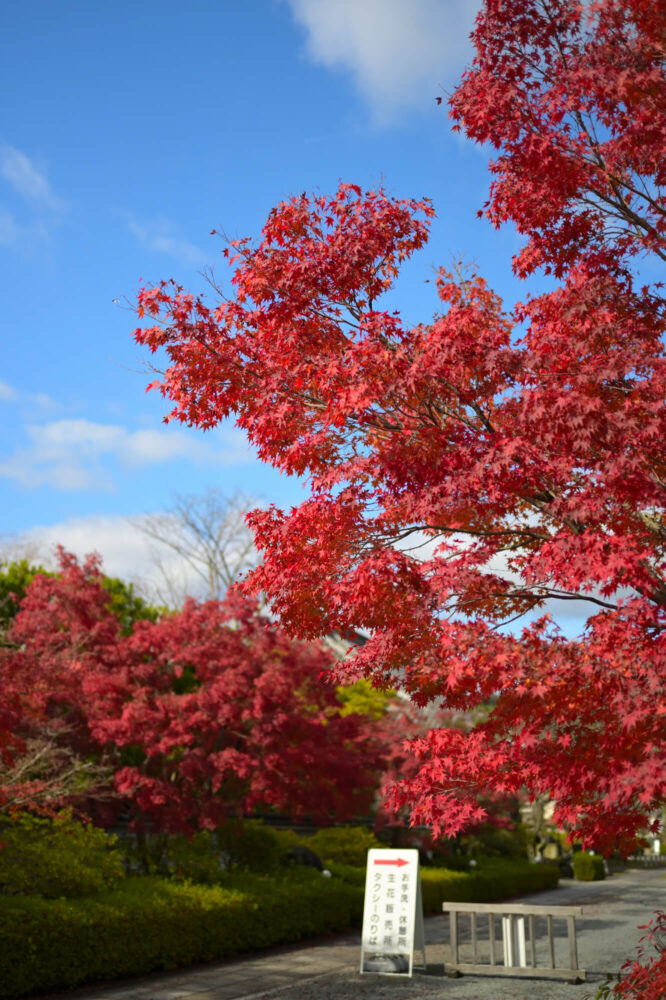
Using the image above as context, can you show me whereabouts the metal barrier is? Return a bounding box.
[627,855,666,868]
[442,901,585,983]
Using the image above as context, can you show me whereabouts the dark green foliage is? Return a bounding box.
[0,871,361,998]
[119,821,289,880]
[462,825,528,859]
[0,560,160,634]
[0,560,45,629]
[0,811,125,899]
[99,575,162,633]
[216,820,286,872]
[326,861,368,886]
[573,850,606,881]
[304,826,382,866]
[157,830,224,883]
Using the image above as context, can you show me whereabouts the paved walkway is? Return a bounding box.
[45,869,664,1000]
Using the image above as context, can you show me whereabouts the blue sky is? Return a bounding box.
[1,0,540,595]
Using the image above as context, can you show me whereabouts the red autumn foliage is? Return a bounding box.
[0,549,123,811]
[88,593,385,833]
[607,912,666,999]
[133,0,665,859]
[450,0,666,279]
[0,550,386,830]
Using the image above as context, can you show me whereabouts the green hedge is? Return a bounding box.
[0,869,362,998]
[0,811,125,899]
[328,857,558,913]
[304,827,382,866]
[0,857,557,998]
[420,860,559,913]
[573,851,606,881]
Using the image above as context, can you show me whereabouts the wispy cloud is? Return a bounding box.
[0,144,65,211]
[0,379,18,402]
[0,144,66,248]
[127,216,208,268]
[0,418,252,491]
[0,378,58,412]
[285,0,481,124]
[0,206,20,246]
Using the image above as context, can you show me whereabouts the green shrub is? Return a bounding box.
[216,820,285,872]
[420,859,558,913]
[326,861,367,886]
[0,870,361,998]
[0,847,558,998]
[160,830,224,883]
[302,857,558,915]
[118,821,290,881]
[573,851,605,881]
[304,826,381,866]
[0,811,124,898]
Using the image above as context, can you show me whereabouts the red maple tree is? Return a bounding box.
[0,550,123,812]
[88,592,385,833]
[134,0,665,857]
[0,551,385,830]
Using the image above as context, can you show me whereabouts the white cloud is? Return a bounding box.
[0,379,18,402]
[0,145,66,250]
[285,0,481,123]
[0,205,52,249]
[0,144,65,211]
[19,515,169,591]
[127,217,208,268]
[0,379,60,414]
[0,207,20,245]
[0,418,253,491]
[394,525,599,638]
[18,513,224,603]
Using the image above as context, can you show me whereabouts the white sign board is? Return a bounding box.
[360,848,426,977]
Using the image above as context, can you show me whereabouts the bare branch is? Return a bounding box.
[131,488,259,605]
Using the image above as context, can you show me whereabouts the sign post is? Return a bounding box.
[360,848,426,977]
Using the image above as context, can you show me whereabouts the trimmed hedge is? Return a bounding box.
[304,827,382,866]
[0,858,558,998]
[0,869,362,999]
[328,857,558,913]
[573,851,606,881]
[0,811,124,899]
[420,860,559,913]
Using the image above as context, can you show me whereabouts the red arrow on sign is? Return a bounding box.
[373,857,409,868]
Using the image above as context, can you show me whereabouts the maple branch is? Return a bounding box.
[421,523,550,543]
[449,585,618,615]
[489,607,541,631]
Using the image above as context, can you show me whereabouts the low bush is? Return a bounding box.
[118,820,293,881]
[0,833,558,998]
[304,826,381,865]
[0,811,124,899]
[420,859,559,913]
[326,861,367,886]
[0,869,361,998]
[573,851,606,881]
[216,820,287,873]
[322,857,558,913]
[158,830,225,883]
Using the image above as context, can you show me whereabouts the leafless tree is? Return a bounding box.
[131,488,259,606]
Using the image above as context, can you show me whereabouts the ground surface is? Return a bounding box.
[43,868,664,1000]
